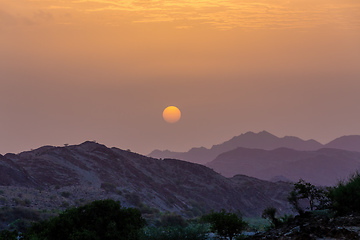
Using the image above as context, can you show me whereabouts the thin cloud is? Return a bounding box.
[34,10,53,21]
[3,0,360,29]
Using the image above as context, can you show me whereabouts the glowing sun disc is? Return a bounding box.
[163,106,181,123]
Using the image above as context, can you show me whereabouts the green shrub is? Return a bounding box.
[202,209,247,240]
[188,200,207,217]
[140,223,208,240]
[0,229,21,240]
[262,207,280,228]
[12,198,31,207]
[329,172,360,215]
[139,204,159,215]
[158,213,187,228]
[0,207,41,232]
[100,182,117,193]
[243,217,270,232]
[125,192,142,207]
[60,201,69,208]
[24,199,145,240]
[60,191,71,198]
[279,214,294,225]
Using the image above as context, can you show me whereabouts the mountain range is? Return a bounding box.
[2,131,359,220]
[149,131,360,186]
[149,131,360,164]
[0,141,292,217]
[206,147,360,186]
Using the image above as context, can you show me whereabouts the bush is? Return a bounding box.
[0,207,41,232]
[140,223,208,240]
[158,213,187,228]
[0,229,20,240]
[202,209,247,240]
[329,172,360,215]
[262,207,280,228]
[261,207,293,229]
[100,182,117,193]
[24,199,145,240]
[125,192,142,207]
[12,198,31,207]
[60,191,71,198]
[139,204,159,215]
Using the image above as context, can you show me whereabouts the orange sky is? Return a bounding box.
[1,0,360,154]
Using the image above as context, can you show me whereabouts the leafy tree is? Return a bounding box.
[329,172,360,215]
[261,207,293,229]
[0,229,21,240]
[288,190,304,215]
[288,179,325,214]
[261,207,280,228]
[201,209,247,240]
[24,199,145,240]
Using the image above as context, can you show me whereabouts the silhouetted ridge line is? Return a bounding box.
[149,131,323,164]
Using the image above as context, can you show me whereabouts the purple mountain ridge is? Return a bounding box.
[206,147,360,186]
[149,131,324,164]
[149,131,360,186]
[324,135,360,152]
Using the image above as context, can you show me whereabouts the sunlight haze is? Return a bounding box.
[1,0,360,154]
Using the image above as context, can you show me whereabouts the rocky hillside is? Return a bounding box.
[248,212,360,240]
[0,142,293,217]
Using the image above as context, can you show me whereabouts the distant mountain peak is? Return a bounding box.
[79,140,104,147]
[234,130,278,140]
[325,135,360,152]
[242,131,256,135]
[240,130,273,137]
[149,131,323,164]
[258,130,275,135]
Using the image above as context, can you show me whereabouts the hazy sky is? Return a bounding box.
[1,0,360,155]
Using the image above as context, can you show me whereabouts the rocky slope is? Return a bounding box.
[248,212,360,240]
[0,142,293,217]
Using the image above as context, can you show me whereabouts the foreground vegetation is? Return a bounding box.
[260,171,360,231]
[289,172,360,216]
[0,199,248,240]
[1,172,360,240]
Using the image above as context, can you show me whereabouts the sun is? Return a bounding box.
[163,106,181,123]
